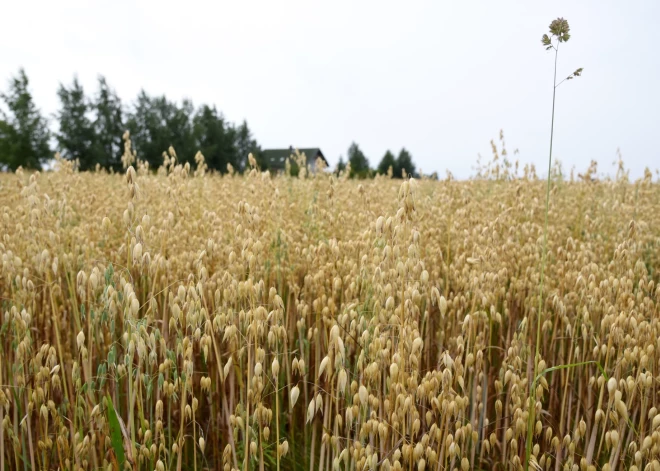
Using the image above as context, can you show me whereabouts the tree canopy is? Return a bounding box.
[395,148,415,178]
[93,76,125,171]
[377,150,396,176]
[56,76,98,170]
[0,69,51,170]
[376,148,416,178]
[347,142,370,178]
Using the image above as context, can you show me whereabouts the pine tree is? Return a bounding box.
[193,105,239,173]
[0,69,51,170]
[336,156,346,175]
[347,142,370,178]
[93,76,124,171]
[395,148,415,178]
[377,150,396,176]
[126,91,195,168]
[164,97,196,164]
[234,120,263,170]
[125,90,155,166]
[56,76,98,170]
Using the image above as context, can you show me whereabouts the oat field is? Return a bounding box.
[0,154,659,471]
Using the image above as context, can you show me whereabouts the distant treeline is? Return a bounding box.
[339,143,418,179]
[0,69,263,172]
[0,68,419,178]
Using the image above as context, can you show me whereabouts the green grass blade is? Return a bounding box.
[534,360,608,384]
[106,395,127,470]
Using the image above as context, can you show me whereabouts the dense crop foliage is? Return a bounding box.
[0,153,658,471]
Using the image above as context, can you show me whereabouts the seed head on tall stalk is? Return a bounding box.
[525,17,583,471]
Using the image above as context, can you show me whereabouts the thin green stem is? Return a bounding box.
[525,39,559,471]
[275,345,280,471]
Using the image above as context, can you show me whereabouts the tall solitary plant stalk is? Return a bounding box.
[526,17,583,471]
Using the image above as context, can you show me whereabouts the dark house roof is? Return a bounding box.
[262,147,328,171]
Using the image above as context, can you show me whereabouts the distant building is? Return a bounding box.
[261,146,328,173]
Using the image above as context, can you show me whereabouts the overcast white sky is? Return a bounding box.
[2,1,658,178]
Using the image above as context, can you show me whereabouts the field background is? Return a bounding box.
[0,159,659,471]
